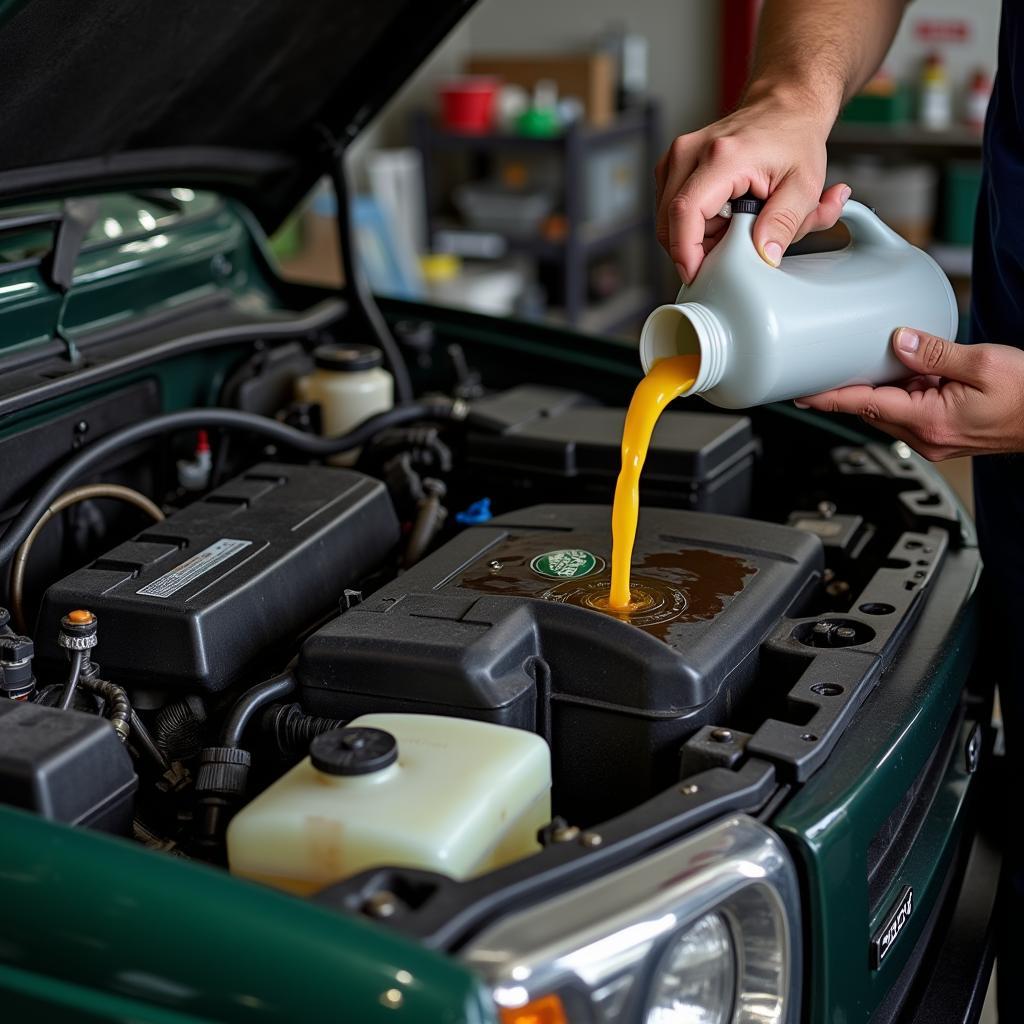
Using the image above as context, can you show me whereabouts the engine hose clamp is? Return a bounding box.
[58,632,98,651]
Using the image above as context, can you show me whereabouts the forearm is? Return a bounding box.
[745,0,908,123]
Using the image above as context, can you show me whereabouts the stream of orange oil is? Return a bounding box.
[607,355,701,610]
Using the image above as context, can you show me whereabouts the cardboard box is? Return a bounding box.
[467,53,616,128]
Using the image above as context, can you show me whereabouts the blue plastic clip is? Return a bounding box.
[455,498,493,525]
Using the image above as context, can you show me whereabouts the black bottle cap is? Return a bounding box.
[312,343,382,373]
[311,727,398,776]
[731,192,766,215]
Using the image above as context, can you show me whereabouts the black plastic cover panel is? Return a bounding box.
[38,464,399,691]
[0,701,136,832]
[467,386,758,514]
[299,505,822,819]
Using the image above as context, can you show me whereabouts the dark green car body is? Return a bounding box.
[0,190,995,1024]
[0,0,999,1019]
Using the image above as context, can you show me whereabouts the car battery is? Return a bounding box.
[298,504,823,821]
[465,385,759,515]
[37,464,399,692]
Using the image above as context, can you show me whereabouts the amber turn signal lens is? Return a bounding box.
[499,994,568,1024]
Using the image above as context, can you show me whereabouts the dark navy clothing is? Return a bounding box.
[971,3,1024,1014]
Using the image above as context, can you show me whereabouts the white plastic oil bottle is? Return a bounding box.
[639,197,958,409]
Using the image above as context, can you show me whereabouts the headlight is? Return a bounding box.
[461,815,799,1024]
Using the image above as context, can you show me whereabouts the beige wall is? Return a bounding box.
[351,0,721,171]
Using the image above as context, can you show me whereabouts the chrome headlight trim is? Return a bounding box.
[461,814,800,1023]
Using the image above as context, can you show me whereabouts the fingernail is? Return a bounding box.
[840,185,852,204]
[896,329,920,353]
[762,241,783,266]
[793,399,809,409]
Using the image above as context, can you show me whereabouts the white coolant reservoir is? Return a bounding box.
[639,198,958,409]
[295,342,393,438]
[226,714,551,895]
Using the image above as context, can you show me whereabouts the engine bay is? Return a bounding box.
[0,333,967,933]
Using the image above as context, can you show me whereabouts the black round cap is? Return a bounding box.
[313,343,382,373]
[311,727,398,776]
[731,192,766,215]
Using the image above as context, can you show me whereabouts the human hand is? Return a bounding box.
[795,328,1024,461]
[654,90,850,283]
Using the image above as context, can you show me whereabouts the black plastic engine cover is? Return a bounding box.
[466,385,758,515]
[0,701,137,832]
[299,505,823,820]
[38,464,400,692]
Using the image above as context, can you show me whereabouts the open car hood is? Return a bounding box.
[0,0,474,227]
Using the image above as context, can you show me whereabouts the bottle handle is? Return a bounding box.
[674,197,903,303]
[837,199,906,250]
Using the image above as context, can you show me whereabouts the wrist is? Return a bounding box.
[741,78,840,136]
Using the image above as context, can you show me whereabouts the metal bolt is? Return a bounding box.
[709,728,733,743]
[579,831,603,848]
[488,560,504,571]
[551,824,581,843]
[834,627,857,642]
[817,500,837,519]
[893,441,913,460]
[825,581,850,598]
[680,783,700,796]
[74,420,89,435]
[363,891,399,919]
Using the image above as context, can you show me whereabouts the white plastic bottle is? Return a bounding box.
[226,714,551,895]
[639,198,957,409]
[295,342,393,438]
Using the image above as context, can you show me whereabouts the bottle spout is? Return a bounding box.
[639,301,728,393]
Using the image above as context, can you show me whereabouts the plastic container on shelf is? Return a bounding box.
[638,197,957,410]
[452,182,554,238]
[439,77,499,134]
[226,713,552,894]
[294,343,393,439]
[941,162,983,246]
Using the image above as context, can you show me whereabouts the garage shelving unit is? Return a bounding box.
[412,101,661,335]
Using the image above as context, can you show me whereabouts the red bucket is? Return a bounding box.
[439,77,499,134]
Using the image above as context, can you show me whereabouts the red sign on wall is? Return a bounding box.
[914,19,971,43]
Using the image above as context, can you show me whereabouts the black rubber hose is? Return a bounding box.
[0,400,461,572]
[128,710,170,772]
[220,669,297,748]
[58,649,84,710]
[79,672,131,743]
[261,702,347,757]
[154,696,207,761]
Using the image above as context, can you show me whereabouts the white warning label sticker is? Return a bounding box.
[136,538,252,598]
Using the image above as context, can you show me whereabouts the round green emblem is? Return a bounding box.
[529,548,604,580]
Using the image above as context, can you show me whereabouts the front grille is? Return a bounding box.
[866,706,963,912]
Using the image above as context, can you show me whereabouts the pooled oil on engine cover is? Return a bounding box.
[298,505,823,821]
[37,464,399,692]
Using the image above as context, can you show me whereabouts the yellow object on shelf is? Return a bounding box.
[420,251,461,283]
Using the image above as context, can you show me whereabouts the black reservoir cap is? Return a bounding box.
[311,727,398,776]
[731,193,765,215]
[313,343,382,373]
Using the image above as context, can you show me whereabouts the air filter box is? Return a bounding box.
[298,505,823,820]
[38,464,399,692]
[466,386,759,514]
[0,701,137,832]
